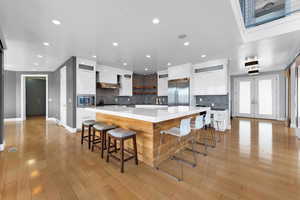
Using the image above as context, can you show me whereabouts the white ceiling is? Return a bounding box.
[0,0,299,74]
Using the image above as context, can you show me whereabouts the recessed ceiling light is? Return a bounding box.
[112,42,119,46]
[201,54,207,58]
[92,55,97,58]
[51,19,61,25]
[145,68,149,71]
[37,55,43,58]
[167,62,171,66]
[123,62,127,66]
[152,18,160,24]
[43,42,50,46]
[146,54,151,58]
[183,41,190,46]
[34,62,39,66]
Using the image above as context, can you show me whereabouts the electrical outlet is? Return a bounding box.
[199,98,202,102]
[211,103,215,107]
[128,98,130,101]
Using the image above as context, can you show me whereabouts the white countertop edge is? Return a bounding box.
[86,106,211,123]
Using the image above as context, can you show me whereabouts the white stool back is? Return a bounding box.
[194,115,204,129]
[180,118,192,137]
[204,110,211,126]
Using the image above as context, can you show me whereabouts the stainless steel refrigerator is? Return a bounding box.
[168,79,190,106]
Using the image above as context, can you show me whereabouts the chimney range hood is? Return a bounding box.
[97,82,120,89]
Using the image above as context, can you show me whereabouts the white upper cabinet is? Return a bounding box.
[97,65,118,84]
[157,70,168,96]
[76,58,96,95]
[168,63,192,80]
[119,71,133,96]
[192,59,228,95]
[96,65,133,96]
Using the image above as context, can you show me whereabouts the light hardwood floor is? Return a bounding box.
[1,117,300,200]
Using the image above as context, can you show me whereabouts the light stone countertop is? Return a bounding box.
[86,106,210,123]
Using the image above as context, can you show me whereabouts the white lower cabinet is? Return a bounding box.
[76,108,96,129]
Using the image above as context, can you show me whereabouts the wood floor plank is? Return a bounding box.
[1,117,300,200]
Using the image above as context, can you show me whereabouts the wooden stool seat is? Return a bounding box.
[81,120,96,149]
[82,120,96,126]
[92,122,117,158]
[106,128,138,173]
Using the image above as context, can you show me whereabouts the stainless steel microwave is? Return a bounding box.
[77,95,95,107]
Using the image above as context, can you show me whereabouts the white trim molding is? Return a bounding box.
[4,118,23,122]
[230,0,300,43]
[62,124,77,133]
[0,141,5,151]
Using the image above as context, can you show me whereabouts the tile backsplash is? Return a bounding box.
[96,88,167,105]
[195,95,229,109]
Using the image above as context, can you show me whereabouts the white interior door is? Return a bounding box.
[234,75,278,120]
[60,67,67,126]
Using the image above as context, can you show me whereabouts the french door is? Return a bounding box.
[234,75,279,120]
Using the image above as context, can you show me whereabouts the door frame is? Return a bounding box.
[21,74,48,120]
[60,66,67,126]
[233,74,279,120]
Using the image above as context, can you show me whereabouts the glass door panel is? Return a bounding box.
[237,80,253,117]
[255,76,277,119]
[258,79,273,115]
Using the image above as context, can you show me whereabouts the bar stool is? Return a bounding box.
[203,111,217,148]
[213,112,226,143]
[92,122,117,158]
[106,128,138,173]
[156,118,197,181]
[186,114,208,156]
[81,120,96,149]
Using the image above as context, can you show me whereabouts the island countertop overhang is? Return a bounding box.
[86,106,210,123]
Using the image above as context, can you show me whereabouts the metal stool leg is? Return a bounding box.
[186,130,208,156]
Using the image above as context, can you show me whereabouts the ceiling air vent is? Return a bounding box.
[124,74,132,79]
[159,74,168,78]
[194,65,223,73]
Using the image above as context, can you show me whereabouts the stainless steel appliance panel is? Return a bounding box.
[168,79,190,106]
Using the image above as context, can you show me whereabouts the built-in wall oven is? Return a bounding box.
[77,95,95,107]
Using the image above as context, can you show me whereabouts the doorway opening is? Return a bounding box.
[21,75,48,120]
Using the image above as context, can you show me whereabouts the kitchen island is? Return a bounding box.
[86,106,210,167]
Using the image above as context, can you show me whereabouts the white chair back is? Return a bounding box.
[214,112,226,121]
[195,115,204,129]
[204,110,211,125]
[180,118,192,137]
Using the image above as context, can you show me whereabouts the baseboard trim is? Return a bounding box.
[61,124,77,133]
[0,141,5,151]
[4,118,23,122]
[47,118,58,121]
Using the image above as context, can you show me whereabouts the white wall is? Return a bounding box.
[290,63,297,127]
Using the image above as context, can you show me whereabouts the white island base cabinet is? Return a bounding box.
[76,108,96,129]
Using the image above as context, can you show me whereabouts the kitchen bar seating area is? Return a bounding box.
[80,106,215,175]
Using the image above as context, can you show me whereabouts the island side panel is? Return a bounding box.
[96,113,155,166]
[153,113,199,166]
